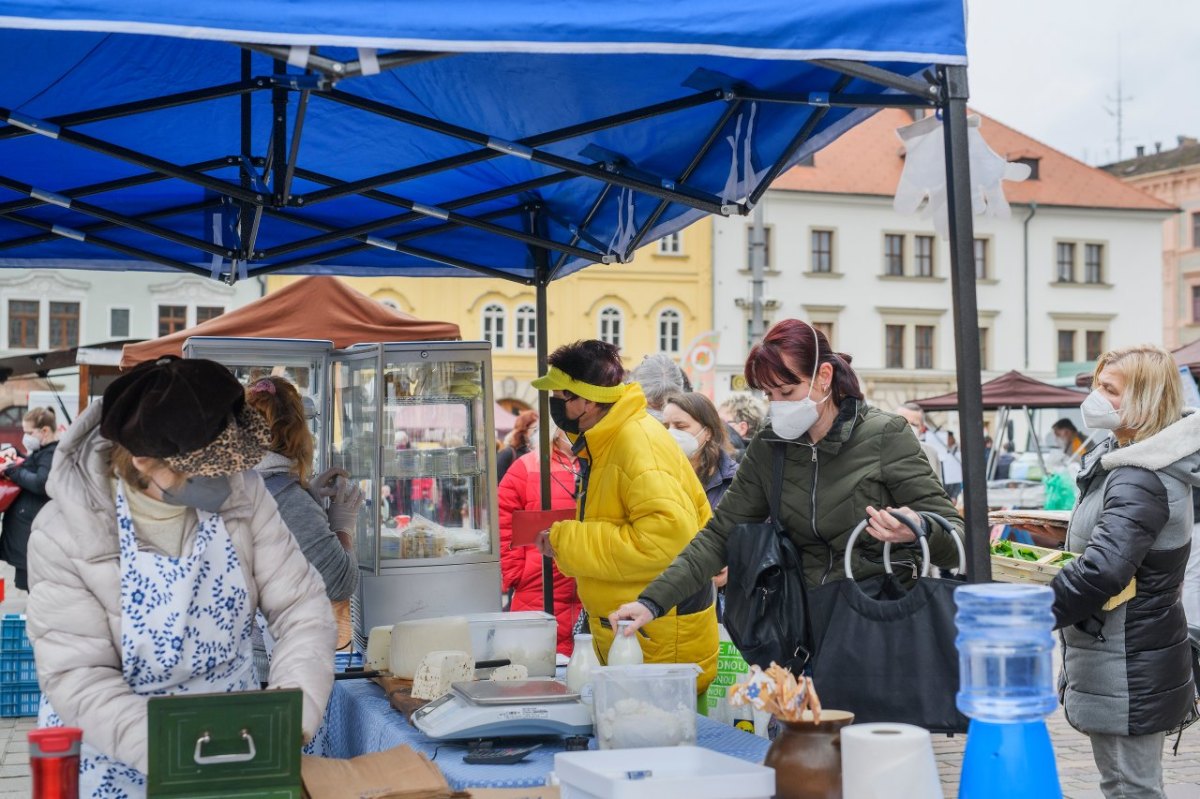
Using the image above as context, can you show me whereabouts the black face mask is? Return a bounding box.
[549,396,582,435]
[155,475,233,513]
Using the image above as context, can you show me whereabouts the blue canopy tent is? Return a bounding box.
[0,1,991,588]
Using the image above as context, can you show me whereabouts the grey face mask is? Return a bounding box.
[157,475,233,513]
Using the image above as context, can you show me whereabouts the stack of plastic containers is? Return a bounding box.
[0,613,39,717]
[954,584,1061,799]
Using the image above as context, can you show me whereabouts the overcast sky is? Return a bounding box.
[966,0,1200,166]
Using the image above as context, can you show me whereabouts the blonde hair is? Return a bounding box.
[1093,344,1183,442]
[23,407,55,431]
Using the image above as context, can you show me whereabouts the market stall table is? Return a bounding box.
[310,680,771,790]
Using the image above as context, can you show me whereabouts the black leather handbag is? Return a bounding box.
[806,511,969,733]
[723,443,811,673]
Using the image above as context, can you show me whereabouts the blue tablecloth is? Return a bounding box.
[310,680,771,790]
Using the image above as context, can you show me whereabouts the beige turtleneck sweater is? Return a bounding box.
[115,479,197,558]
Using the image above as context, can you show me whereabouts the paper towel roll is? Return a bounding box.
[841,723,941,799]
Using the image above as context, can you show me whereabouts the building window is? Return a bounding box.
[914,236,935,277]
[745,226,772,270]
[1193,212,1200,249]
[884,234,905,276]
[974,238,989,280]
[1057,330,1076,364]
[599,307,623,349]
[1193,286,1200,323]
[8,300,38,349]
[482,303,506,349]
[1085,330,1105,362]
[657,309,681,354]
[812,321,834,348]
[657,232,683,256]
[157,305,187,337]
[1056,242,1076,282]
[49,302,80,350]
[1083,244,1104,284]
[914,325,934,369]
[811,230,833,273]
[885,325,905,369]
[979,327,990,370]
[514,304,536,351]
[196,305,224,324]
[109,307,130,338]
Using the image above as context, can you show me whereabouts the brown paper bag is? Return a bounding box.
[302,744,452,799]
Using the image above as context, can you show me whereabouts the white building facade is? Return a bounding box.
[711,110,1172,419]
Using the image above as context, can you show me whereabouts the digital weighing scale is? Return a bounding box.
[412,679,594,740]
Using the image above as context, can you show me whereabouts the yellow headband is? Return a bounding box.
[531,366,628,404]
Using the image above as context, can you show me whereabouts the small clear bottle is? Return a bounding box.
[606,621,644,665]
[565,633,601,704]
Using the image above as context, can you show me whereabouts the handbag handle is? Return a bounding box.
[917,511,968,573]
[880,512,933,577]
[844,516,931,580]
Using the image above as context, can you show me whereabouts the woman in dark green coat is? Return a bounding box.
[610,318,963,633]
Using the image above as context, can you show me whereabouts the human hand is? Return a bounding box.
[864,505,921,544]
[326,478,364,533]
[307,467,348,506]
[534,530,556,558]
[1011,524,1065,548]
[608,602,654,636]
[712,566,729,589]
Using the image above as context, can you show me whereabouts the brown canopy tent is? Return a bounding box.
[120,276,460,367]
[911,370,1086,411]
[1173,340,1200,378]
[912,370,1086,479]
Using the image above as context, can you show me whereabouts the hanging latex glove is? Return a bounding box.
[894,114,1030,238]
[326,477,364,534]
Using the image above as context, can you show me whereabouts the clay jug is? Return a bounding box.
[763,710,855,799]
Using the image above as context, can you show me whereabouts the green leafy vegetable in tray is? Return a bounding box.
[989,540,1040,561]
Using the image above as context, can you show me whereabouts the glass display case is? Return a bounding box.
[182,336,502,650]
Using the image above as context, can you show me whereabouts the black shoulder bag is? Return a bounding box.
[723,443,810,673]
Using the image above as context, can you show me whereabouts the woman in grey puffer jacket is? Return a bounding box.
[1043,346,1198,799]
[246,377,362,676]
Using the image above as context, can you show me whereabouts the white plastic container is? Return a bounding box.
[591,664,701,750]
[462,611,557,677]
[553,746,774,799]
[389,616,473,679]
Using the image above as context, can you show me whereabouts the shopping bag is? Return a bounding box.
[806,512,969,733]
[0,476,19,513]
[1043,470,1077,511]
[724,443,810,673]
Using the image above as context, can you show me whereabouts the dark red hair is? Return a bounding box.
[745,319,863,404]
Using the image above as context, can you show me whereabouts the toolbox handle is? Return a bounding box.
[193,729,257,765]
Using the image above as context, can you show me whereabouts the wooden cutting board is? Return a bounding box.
[374,675,431,721]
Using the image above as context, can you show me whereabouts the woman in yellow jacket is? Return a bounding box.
[532,340,718,691]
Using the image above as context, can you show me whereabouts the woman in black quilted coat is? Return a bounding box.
[0,407,59,591]
[1041,346,1198,799]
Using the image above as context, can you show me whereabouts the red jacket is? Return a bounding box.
[498,448,581,656]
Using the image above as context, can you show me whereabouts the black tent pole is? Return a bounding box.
[939,65,991,582]
[530,207,555,617]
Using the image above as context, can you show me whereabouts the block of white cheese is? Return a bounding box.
[390,616,473,680]
[411,650,474,701]
[489,664,529,681]
[365,625,392,672]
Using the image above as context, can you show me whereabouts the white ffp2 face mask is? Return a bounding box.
[669,428,701,458]
[768,325,829,440]
[1081,390,1122,430]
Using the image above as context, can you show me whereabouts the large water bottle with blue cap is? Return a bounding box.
[955,583,1061,799]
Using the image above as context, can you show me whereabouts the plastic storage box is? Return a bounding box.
[553,746,774,799]
[0,614,38,718]
[591,664,700,750]
[463,611,557,677]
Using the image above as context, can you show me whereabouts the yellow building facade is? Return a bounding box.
[266,218,713,409]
